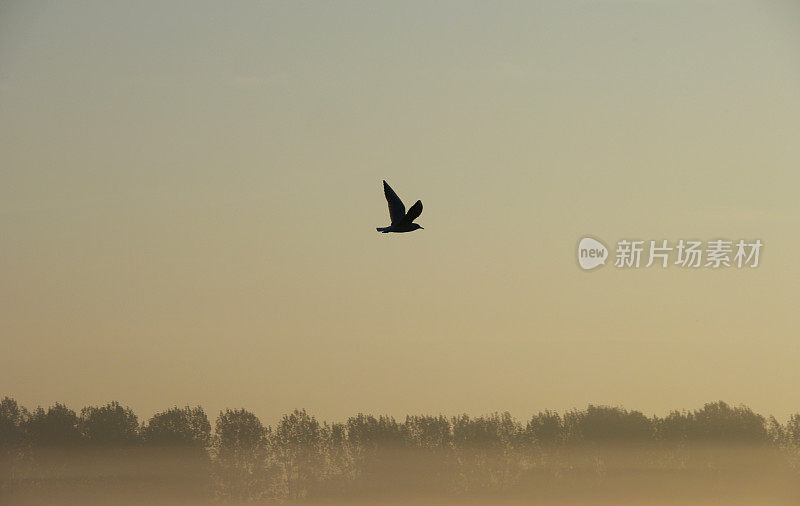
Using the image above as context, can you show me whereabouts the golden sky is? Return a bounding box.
[2,1,800,423]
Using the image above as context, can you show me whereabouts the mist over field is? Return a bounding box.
[3,397,800,504]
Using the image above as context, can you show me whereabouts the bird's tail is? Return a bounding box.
[376,227,390,233]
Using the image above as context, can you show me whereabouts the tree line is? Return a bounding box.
[2,397,800,502]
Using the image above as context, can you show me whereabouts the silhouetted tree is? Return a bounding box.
[787,414,800,447]
[655,402,769,445]
[346,414,404,450]
[525,410,562,446]
[401,415,457,494]
[79,401,138,446]
[689,401,767,443]
[656,410,693,442]
[17,404,83,490]
[319,421,354,495]
[404,415,452,450]
[141,406,212,500]
[272,409,325,499]
[142,406,210,447]
[1,397,27,451]
[25,404,81,448]
[345,414,407,495]
[213,408,271,500]
[766,416,786,446]
[0,397,28,489]
[452,412,521,451]
[572,405,653,443]
[4,397,799,502]
[452,412,523,491]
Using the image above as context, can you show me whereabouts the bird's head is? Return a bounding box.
[412,224,424,230]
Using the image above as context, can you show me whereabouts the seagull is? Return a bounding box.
[376,180,424,233]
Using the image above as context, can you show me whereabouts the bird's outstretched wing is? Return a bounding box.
[383,180,406,224]
[401,200,423,225]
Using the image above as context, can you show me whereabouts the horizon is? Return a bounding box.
[3,395,798,429]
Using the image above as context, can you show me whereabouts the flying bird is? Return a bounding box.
[376,180,424,233]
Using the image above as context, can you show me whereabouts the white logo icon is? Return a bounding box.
[578,237,608,270]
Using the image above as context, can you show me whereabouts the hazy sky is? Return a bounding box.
[2,1,800,424]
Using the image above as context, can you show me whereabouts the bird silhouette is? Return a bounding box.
[376,180,424,233]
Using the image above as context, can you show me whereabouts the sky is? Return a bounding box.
[2,1,800,425]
